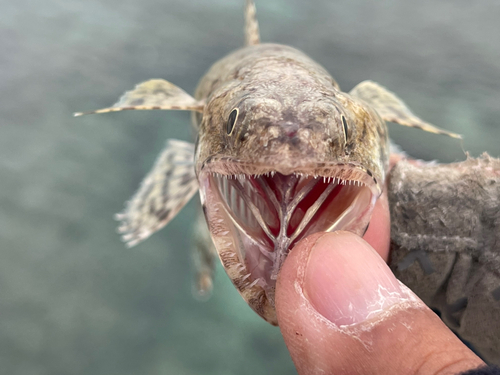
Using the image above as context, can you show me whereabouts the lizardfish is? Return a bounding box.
[75,0,459,325]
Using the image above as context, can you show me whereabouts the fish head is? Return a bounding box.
[195,79,389,325]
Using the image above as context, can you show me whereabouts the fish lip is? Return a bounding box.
[198,157,382,196]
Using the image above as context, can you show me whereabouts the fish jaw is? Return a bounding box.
[198,160,380,325]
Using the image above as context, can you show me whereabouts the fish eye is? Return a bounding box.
[341,115,348,142]
[227,108,239,135]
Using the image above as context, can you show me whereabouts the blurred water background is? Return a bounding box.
[1,0,499,374]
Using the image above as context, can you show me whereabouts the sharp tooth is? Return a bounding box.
[239,195,244,220]
[237,264,246,272]
[246,278,261,288]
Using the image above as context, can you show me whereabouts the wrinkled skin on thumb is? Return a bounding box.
[275,231,484,375]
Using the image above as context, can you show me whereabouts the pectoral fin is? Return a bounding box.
[350,80,461,139]
[74,79,204,116]
[116,139,198,247]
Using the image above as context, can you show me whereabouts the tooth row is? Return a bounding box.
[211,172,366,187]
[211,172,365,185]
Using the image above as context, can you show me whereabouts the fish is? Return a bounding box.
[75,0,460,325]
[388,154,500,364]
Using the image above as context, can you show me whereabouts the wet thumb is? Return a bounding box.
[276,231,484,375]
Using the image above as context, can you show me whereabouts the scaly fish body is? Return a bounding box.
[76,0,460,325]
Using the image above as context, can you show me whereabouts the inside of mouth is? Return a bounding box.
[207,171,373,304]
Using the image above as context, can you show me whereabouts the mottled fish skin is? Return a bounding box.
[388,154,500,364]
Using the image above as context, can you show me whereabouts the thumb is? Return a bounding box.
[276,231,484,375]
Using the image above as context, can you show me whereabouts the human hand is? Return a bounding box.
[275,194,485,375]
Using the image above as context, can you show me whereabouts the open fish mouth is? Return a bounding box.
[199,161,379,324]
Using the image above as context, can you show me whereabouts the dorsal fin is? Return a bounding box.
[245,0,260,46]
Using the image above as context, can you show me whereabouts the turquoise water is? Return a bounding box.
[1,0,499,374]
